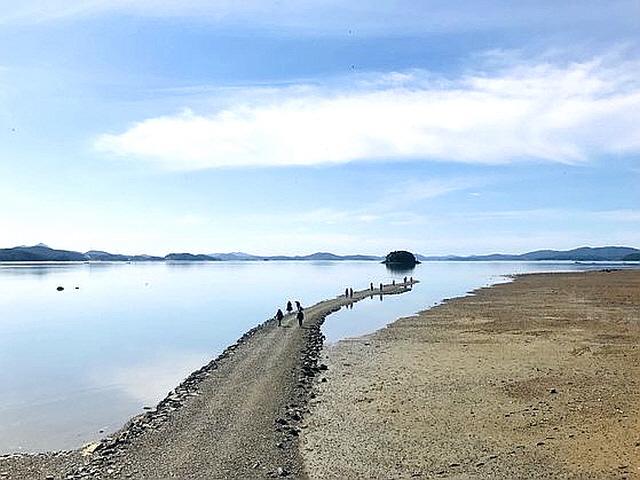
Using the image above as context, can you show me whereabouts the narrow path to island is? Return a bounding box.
[0,281,416,480]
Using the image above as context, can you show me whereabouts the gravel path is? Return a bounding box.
[0,281,415,480]
[302,270,640,479]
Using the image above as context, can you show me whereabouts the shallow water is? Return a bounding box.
[0,260,624,453]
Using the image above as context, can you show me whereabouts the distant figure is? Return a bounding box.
[286,301,293,314]
[404,276,407,284]
[410,276,413,283]
[345,288,349,297]
[370,282,374,291]
[349,288,354,298]
[297,310,304,326]
[379,283,383,292]
[295,300,302,311]
[392,280,396,286]
[276,308,284,327]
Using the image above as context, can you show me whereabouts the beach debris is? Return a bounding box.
[550,388,558,394]
[56,286,64,291]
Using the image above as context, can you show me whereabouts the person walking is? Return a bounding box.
[404,276,407,284]
[297,309,304,327]
[349,288,354,298]
[275,308,284,327]
[392,280,396,286]
[286,301,293,314]
[370,282,374,291]
[295,300,302,311]
[379,282,383,292]
[345,288,349,297]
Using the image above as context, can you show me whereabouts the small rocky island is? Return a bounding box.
[382,250,420,266]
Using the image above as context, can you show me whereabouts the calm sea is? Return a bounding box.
[0,260,620,453]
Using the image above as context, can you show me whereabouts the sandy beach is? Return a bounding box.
[302,270,640,479]
[0,281,415,480]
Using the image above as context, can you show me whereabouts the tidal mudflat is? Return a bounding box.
[303,270,640,479]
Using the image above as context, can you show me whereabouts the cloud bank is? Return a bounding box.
[96,56,640,170]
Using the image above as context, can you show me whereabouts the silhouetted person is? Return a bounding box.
[276,309,284,327]
[349,288,354,298]
[295,300,302,311]
[379,283,383,292]
[286,301,293,314]
[404,276,407,284]
[370,282,374,291]
[297,310,304,326]
[410,276,413,283]
[345,288,349,297]
[392,280,396,286]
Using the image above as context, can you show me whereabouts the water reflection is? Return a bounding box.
[384,263,416,274]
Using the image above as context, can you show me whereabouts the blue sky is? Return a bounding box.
[1,1,639,255]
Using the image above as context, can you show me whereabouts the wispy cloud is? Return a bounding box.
[95,55,640,170]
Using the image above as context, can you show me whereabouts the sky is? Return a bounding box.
[0,0,639,256]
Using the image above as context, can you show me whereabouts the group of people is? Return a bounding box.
[275,277,415,328]
[274,299,304,327]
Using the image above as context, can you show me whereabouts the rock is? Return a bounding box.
[550,388,558,394]
[81,442,102,456]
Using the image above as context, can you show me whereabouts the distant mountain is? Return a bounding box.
[4,244,636,263]
[0,245,383,262]
[418,246,640,262]
[0,245,88,262]
[165,253,220,261]
[85,251,163,262]
[209,252,382,261]
[85,250,131,261]
[263,252,383,261]
[208,252,262,261]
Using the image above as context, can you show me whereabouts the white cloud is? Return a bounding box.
[96,56,640,170]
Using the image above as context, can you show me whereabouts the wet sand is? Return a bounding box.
[0,281,415,480]
[302,270,640,479]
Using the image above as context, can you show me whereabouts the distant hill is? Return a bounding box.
[208,252,262,261]
[2,244,638,263]
[418,246,640,262]
[85,251,164,261]
[261,252,381,261]
[165,253,220,261]
[85,250,131,261]
[0,244,88,262]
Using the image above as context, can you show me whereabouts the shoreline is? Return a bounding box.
[0,280,417,479]
[302,269,640,479]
